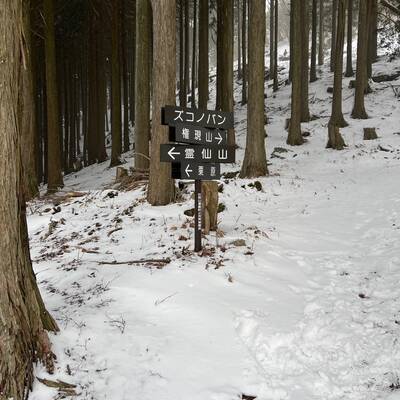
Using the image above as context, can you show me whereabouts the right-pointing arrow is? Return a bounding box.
[185,164,193,178]
[216,131,223,145]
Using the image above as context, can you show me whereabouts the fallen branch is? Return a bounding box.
[98,257,171,266]
[37,377,77,396]
[107,227,122,236]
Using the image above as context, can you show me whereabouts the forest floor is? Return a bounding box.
[28,46,400,400]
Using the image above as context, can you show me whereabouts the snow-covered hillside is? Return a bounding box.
[28,44,400,400]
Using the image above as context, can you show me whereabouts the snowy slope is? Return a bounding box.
[28,44,400,400]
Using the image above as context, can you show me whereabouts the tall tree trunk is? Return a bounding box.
[97,23,108,163]
[122,2,130,153]
[135,0,151,170]
[351,0,370,119]
[110,0,122,167]
[237,0,242,78]
[318,0,324,65]
[287,0,304,146]
[330,0,338,72]
[198,0,209,109]
[273,0,279,91]
[269,0,274,77]
[147,0,176,205]
[44,0,64,192]
[240,0,267,178]
[329,0,348,129]
[20,0,39,199]
[191,0,197,107]
[345,0,354,76]
[216,0,235,145]
[310,0,318,82]
[88,9,99,165]
[179,0,185,106]
[184,0,190,105]
[1,2,56,397]
[241,0,247,104]
[367,0,378,77]
[300,0,310,122]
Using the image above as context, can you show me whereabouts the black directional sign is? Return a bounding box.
[160,105,235,252]
[160,144,235,164]
[170,124,228,146]
[172,163,221,180]
[162,105,234,130]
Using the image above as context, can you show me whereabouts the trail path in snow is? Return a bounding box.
[28,47,400,399]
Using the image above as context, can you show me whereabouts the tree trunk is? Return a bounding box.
[240,0,268,177]
[20,0,39,199]
[44,0,64,192]
[179,0,185,106]
[191,0,197,107]
[198,0,209,109]
[300,0,310,122]
[241,0,247,104]
[135,0,151,170]
[1,2,56,397]
[237,0,242,78]
[122,3,130,153]
[88,9,99,165]
[351,0,370,119]
[147,0,176,205]
[269,0,274,77]
[310,0,318,82]
[216,0,235,146]
[287,0,304,146]
[318,0,324,65]
[273,0,279,91]
[367,0,378,77]
[329,0,348,130]
[345,0,354,77]
[110,0,123,167]
[184,0,190,105]
[330,0,338,72]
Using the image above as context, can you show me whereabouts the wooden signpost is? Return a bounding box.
[161,105,234,252]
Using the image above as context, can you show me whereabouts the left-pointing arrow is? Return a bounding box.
[168,146,180,160]
[185,164,193,177]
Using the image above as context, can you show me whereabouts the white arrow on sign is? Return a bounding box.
[216,131,223,145]
[185,164,193,178]
[168,146,180,160]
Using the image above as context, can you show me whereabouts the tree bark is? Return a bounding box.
[20,0,39,199]
[368,0,378,77]
[330,0,338,72]
[300,0,310,122]
[241,0,247,104]
[273,0,279,91]
[269,0,274,77]
[184,0,190,105]
[110,0,123,167]
[318,0,324,65]
[287,0,304,146]
[351,0,370,119]
[44,0,64,192]
[345,0,354,77]
[240,0,268,178]
[329,0,348,130]
[216,0,235,145]
[310,0,318,82]
[237,0,242,78]
[191,0,197,107]
[198,0,209,109]
[179,0,185,106]
[147,0,176,205]
[135,0,151,170]
[1,2,56,397]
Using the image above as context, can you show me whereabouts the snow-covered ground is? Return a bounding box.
[28,44,400,400]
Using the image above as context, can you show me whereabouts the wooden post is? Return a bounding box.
[194,179,202,252]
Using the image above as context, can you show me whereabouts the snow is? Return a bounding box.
[28,41,400,400]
